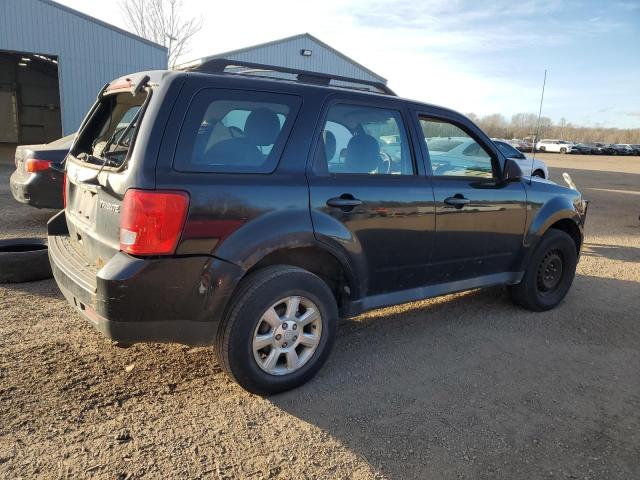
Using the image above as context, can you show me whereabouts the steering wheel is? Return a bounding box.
[379,152,392,174]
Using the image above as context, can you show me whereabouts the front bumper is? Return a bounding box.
[10,168,64,209]
[47,211,244,346]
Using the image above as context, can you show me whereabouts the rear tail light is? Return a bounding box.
[25,158,52,172]
[120,189,189,256]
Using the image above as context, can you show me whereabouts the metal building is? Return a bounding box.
[178,33,387,86]
[0,0,167,145]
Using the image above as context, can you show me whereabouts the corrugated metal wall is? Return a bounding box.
[210,35,385,84]
[0,0,167,135]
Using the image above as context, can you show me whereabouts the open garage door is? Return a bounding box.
[0,51,62,145]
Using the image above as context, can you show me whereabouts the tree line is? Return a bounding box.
[466,112,640,144]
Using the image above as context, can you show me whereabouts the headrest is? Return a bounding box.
[345,134,380,173]
[323,130,336,161]
[244,108,281,146]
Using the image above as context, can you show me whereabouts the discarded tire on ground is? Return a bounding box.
[0,238,52,283]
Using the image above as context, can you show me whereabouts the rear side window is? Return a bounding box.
[314,104,414,176]
[174,89,301,173]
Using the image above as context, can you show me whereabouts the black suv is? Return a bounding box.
[48,61,588,394]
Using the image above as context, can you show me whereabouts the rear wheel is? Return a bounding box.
[216,265,338,395]
[539,146,546,152]
[532,170,545,178]
[509,229,577,311]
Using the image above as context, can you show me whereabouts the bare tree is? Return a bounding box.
[119,0,202,68]
[470,112,640,144]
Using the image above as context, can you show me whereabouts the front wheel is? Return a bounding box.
[532,170,545,178]
[216,265,338,395]
[509,229,577,311]
[559,147,567,154]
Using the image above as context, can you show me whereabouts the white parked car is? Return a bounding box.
[492,139,549,179]
[424,136,549,179]
[535,139,573,153]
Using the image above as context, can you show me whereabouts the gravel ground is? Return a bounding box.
[1,153,639,479]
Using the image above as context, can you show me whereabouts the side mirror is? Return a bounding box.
[503,158,523,182]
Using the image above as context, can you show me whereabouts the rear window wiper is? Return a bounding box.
[102,109,142,160]
[101,79,153,167]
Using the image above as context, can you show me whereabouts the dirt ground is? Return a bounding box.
[1,153,639,479]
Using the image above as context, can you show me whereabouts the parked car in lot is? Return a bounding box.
[570,143,596,155]
[9,134,73,209]
[47,62,588,394]
[513,139,534,152]
[600,144,619,155]
[615,144,636,155]
[609,144,633,155]
[492,139,549,178]
[535,139,574,153]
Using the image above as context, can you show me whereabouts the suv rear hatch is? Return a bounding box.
[64,74,154,270]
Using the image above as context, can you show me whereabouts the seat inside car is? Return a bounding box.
[202,108,282,166]
[345,133,380,173]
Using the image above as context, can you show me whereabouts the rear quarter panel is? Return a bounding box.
[154,74,332,271]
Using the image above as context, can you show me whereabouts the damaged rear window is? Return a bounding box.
[70,90,149,169]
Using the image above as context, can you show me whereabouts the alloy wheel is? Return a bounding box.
[252,296,322,375]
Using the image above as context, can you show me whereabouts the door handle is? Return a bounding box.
[326,195,363,211]
[444,195,470,209]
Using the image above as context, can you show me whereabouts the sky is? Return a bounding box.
[57,0,640,129]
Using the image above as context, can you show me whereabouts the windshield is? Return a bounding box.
[70,90,148,168]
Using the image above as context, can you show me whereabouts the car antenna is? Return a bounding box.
[531,69,547,185]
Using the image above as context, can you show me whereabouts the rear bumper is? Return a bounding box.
[47,211,245,346]
[9,168,64,209]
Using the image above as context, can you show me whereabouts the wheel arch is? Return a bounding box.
[240,243,360,315]
[515,196,583,271]
[547,218,582,254]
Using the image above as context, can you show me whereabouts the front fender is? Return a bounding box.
[513,194,582,272]
[525,195,581,249]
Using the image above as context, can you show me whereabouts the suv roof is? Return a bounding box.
[190,58,396,96]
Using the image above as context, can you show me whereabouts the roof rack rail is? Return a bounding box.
[191,58,396,96]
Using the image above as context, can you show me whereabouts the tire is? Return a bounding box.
[560,147,567,154]
[216,265,338,395]
[0,238,52,283]
[532,170,545,178]
[539,146,546,152]
[509,229,577,312]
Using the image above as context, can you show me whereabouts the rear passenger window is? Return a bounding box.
[314,104,414,176]
[174,89,301,173]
